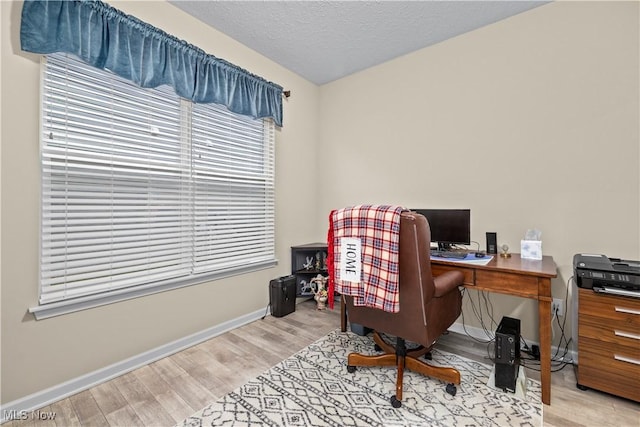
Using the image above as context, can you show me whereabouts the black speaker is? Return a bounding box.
[486,232,497,254]
[269,275,296,318]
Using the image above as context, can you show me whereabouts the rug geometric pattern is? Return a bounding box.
[178,329,541,427]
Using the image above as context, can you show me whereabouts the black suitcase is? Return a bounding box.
[269,275,296,317]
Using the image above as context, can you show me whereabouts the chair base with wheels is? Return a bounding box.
[347,331,460,407]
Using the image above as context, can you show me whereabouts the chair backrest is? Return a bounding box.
[345,211,438,345]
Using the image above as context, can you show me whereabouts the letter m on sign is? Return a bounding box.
[340,237,361,282]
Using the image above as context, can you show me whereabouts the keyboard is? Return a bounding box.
[431,251,468,259]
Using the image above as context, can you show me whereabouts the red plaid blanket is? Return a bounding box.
[327,205,404,313]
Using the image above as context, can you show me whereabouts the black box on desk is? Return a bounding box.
[269,275,296,318]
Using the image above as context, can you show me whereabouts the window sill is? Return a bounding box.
[29,260,277,320]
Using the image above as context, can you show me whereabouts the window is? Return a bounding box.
[34,53,276,318]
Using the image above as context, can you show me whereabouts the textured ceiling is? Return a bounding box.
[170,1,548,85]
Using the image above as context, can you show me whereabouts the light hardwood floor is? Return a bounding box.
[5,299,638,426]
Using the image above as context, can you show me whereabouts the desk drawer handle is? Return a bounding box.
[614,354,640,366]
[615,330,640,341]
[615,307,640,316]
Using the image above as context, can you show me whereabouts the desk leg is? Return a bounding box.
[341,297,347,332]
[539,297,552,405]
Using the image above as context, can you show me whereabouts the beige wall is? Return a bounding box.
[2,0,639,406]
[1,0,319,403]
[318,1,639,342]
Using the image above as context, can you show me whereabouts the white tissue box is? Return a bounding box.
[521,240,542,260]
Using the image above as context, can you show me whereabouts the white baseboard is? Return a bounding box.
[0,307,269,424]
[448,321,494,341]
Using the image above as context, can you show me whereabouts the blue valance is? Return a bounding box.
[20,0,284,126]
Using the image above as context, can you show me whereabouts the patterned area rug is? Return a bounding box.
[178,329,541,426]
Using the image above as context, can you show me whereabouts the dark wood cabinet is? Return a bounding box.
[291,243,328,297]
[577,288,640,402]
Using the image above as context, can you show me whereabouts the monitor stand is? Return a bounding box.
[437,243,453,251]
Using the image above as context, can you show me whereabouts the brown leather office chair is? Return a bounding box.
[343,211,464,408]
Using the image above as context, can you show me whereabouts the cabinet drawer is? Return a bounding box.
[578,289,640,327]
[578,334,640,361]
[579,314,640,347]
[475,270,538,298]
[578,343,640,402]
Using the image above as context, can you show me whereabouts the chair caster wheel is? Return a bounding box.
[390,395,402,408]
[446,383,457,396]
[576,382,588,391]
[347,365,356,373]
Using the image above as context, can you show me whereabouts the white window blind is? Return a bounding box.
[38,52,275,312]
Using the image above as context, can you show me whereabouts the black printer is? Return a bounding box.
[574,254,640,297]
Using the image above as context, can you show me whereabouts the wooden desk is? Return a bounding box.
[339,254,558,405]
[433,254,557,405]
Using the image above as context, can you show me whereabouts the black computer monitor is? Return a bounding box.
[412,209,471,250]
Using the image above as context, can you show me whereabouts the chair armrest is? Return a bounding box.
[433,271,464,297]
